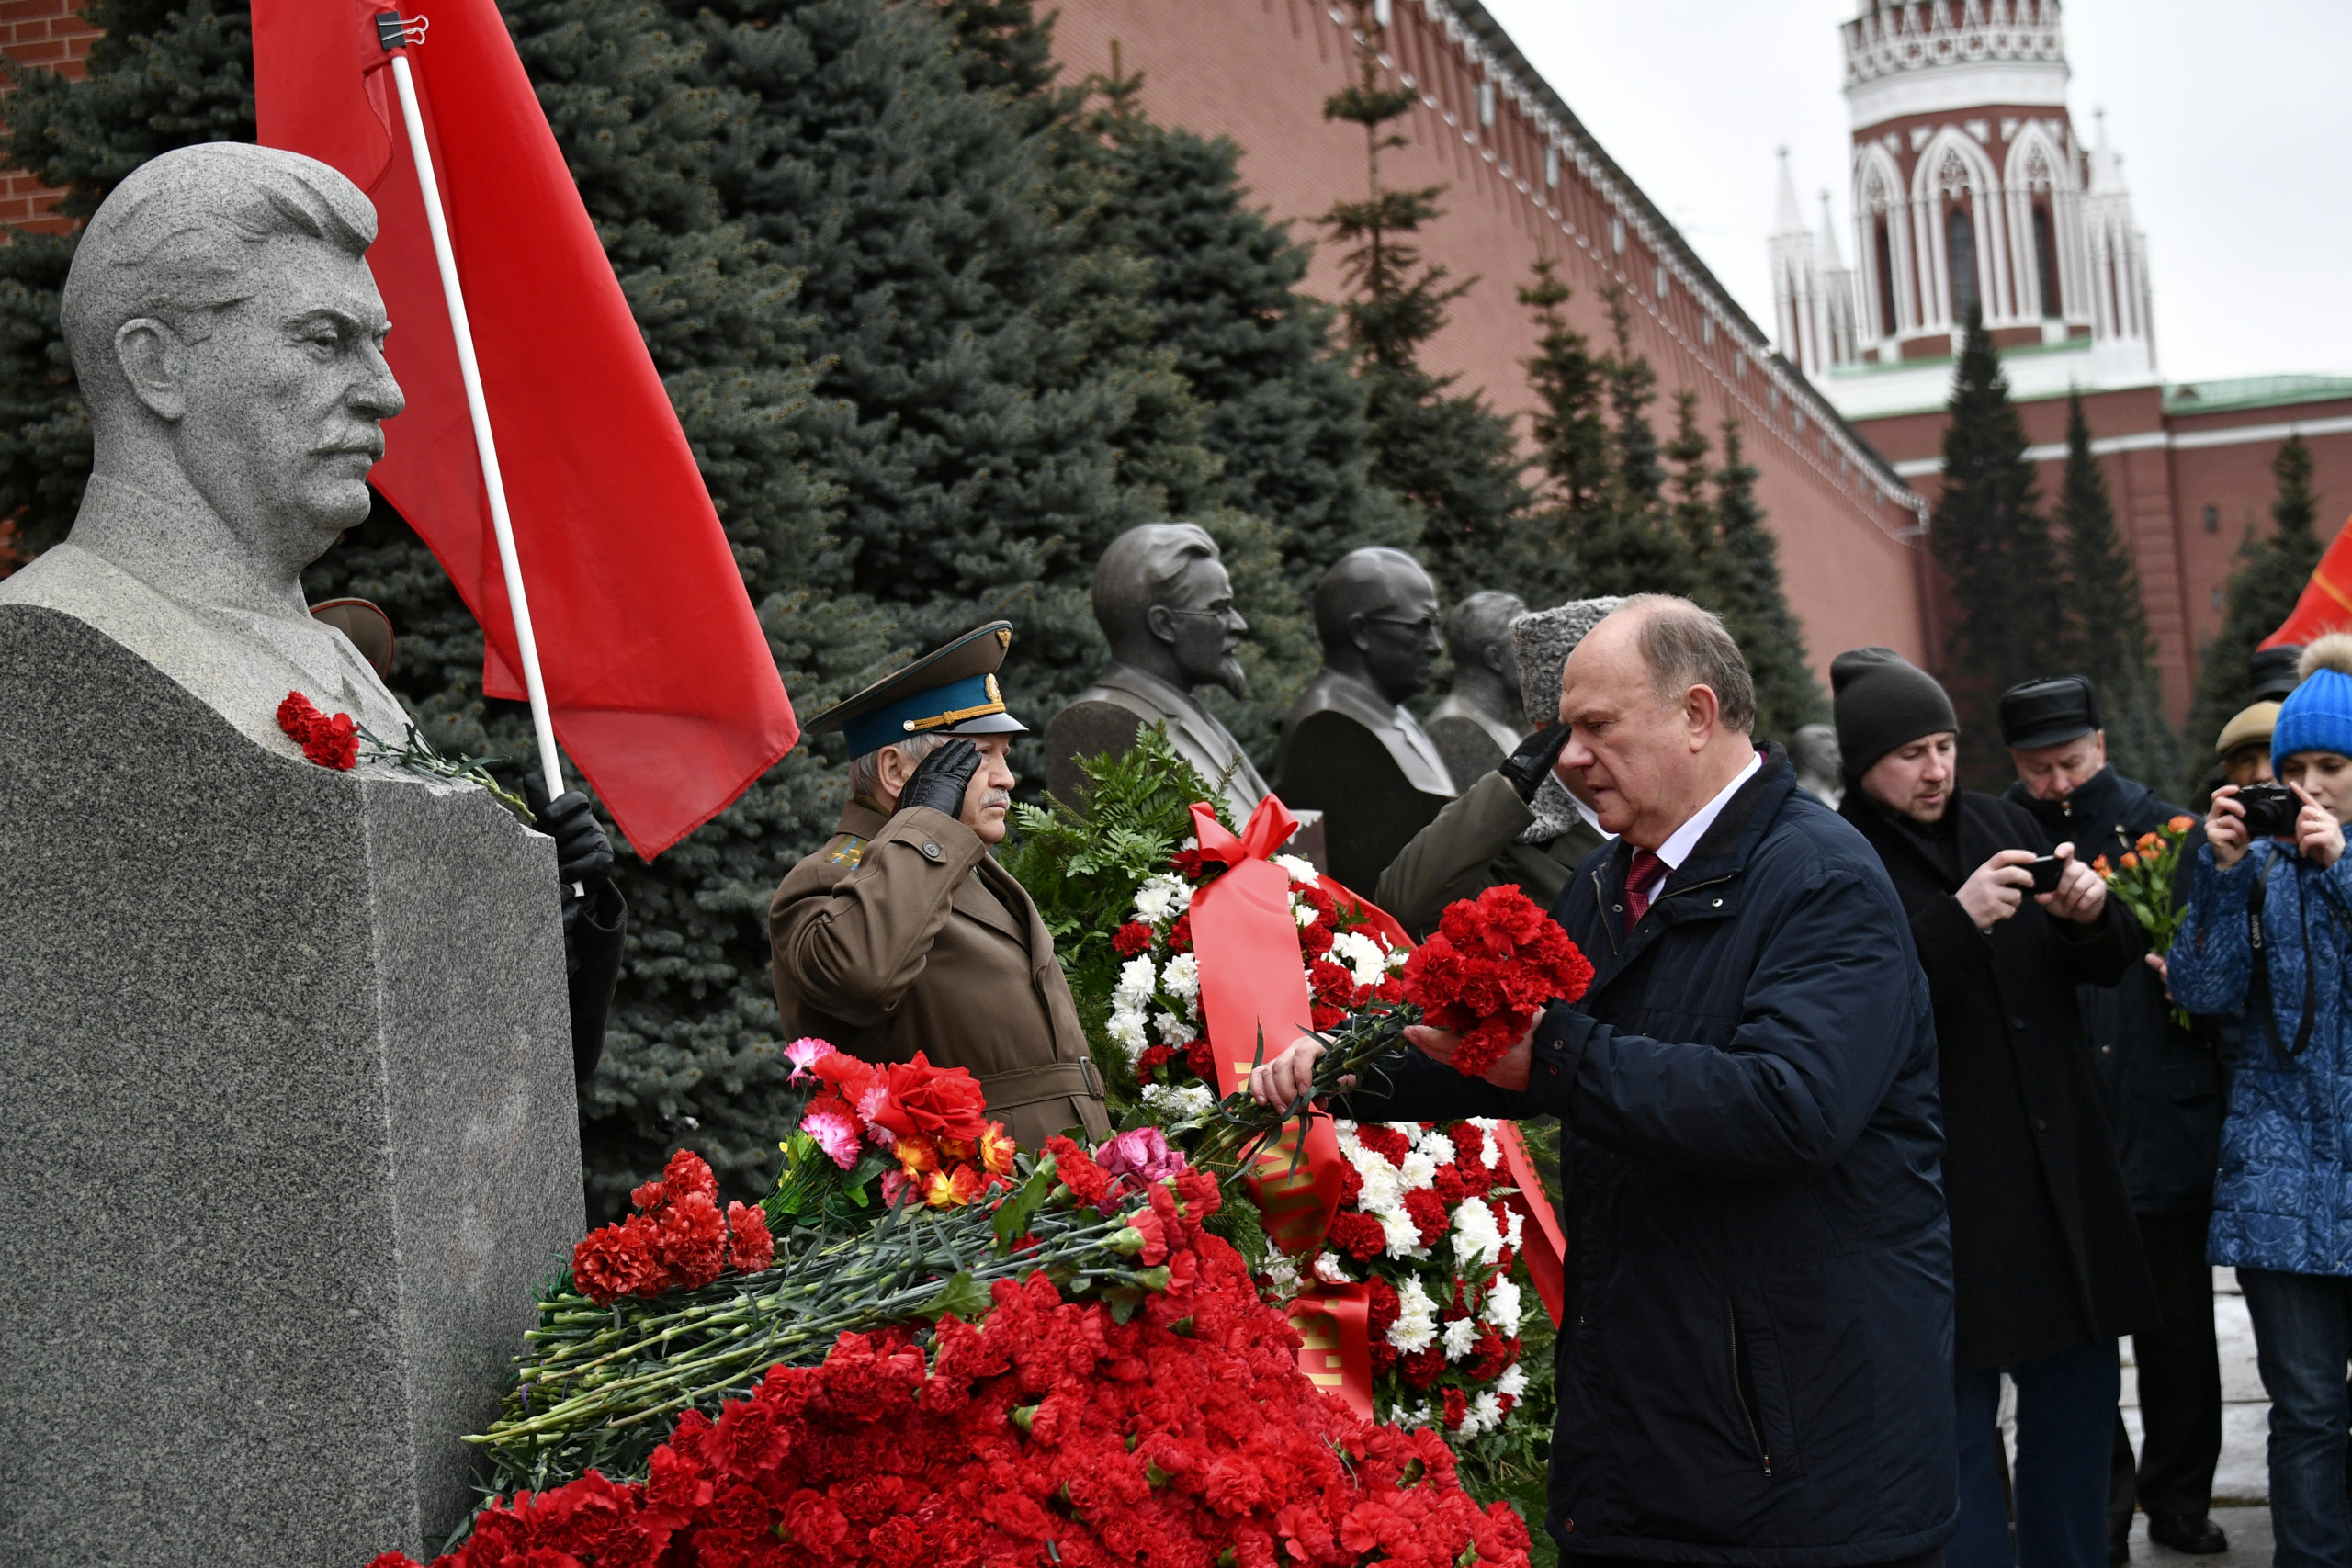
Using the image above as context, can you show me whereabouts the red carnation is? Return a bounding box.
[1183,1040,1216,1083]
[1167,911,1193,953]
[1442,1387,1468,1430]
[1399,1346,1447,1388]
[1300,919,1336,956]
[1044,1134,1113,1210]
[662,1148,719,1206]
[1432,1164,1469,1207]
[654,1191,729,1290]
[573,1213,662,1305]
[1136,1042,1174,1077]
[1403,1188,1449,1247]
[1404,885,1593,1076]
[1339,1162,1363,1208]
[1113,921,1154,957]
[1365,1277,1401,1339]
[1326,1211,1386,1261]
[1353,1125,1411,1166]
[275,691,360,771]
[725,1201,774,1273]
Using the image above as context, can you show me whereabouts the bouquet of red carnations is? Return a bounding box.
[1402,885,1595,1076]
[379,1168,1532,1568]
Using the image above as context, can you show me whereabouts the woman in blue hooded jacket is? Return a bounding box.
[2168,635,2352,1568]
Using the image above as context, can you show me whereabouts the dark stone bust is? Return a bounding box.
[1044,522,1268,821]
[1271,547,1456,889]
[1424,590,1528,786]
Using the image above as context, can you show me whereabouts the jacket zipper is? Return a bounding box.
[1728,1296,1772,1476]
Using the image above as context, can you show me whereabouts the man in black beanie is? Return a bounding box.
[1833,647,2156,1568]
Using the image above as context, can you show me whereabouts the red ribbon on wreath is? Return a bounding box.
[1285,1280,1375,1416]
[1188,796,1348,1258]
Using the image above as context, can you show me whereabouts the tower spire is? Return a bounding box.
[1816,188,1846,270]
[1773,146,1805,236]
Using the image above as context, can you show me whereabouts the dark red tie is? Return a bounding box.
[1624,849,1665,930]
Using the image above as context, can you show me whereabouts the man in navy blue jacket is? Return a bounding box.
[1255,596,1956,1568]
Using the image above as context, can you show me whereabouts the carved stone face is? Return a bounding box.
[147,235,404,575]
[1352,560,1442,707]
[1153,553,1249,697]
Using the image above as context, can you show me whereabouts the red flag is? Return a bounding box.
[2261,513,2352,649]
[253,0,797,857]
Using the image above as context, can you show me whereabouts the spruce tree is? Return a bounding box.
[1317,0,1524,602]
[1929,314,2066,765]
[1518,258,1609,521]
[1559,288,1697,600]
[2186,434,2326,781]
[1703,418,1824,743]
[1664,390,1713,563]
[2053,392,2179,788]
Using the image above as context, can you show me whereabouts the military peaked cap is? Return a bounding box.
[808,621,1029,758]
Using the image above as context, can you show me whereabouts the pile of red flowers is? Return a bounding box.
[571,1150,775,1307]
[1401,884,1594,1075]
[277,690,359,770]
[373,1172,1530,1568]
[788,1040,1017,1209]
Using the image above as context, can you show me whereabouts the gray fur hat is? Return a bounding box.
[1511,596,1627,728]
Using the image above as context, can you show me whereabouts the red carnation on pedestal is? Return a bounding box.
[275,691,359,771]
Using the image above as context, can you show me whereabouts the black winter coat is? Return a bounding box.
[1343,750,1957,1566]
[1842,787,2156,1370]
[2005,767,2224,1212]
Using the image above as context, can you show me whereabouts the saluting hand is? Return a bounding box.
[895,738,983,820]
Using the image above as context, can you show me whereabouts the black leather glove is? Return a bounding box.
[896,737,982,820]
[1498,723,1573,803]
[525,773,616,887]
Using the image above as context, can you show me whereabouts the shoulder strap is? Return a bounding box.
[2246,857,2318,1059]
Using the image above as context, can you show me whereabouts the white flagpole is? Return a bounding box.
[379,20,567,812]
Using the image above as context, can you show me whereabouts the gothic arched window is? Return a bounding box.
[1873,216,1899,337]
[2031,204,2062,319]
[1947,205,1979,326]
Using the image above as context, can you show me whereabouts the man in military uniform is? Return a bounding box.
[770,622,1111,1147]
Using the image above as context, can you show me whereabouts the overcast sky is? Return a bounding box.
[1476,0,2352,388]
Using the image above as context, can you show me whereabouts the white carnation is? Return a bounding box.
[1452,1198,1507,1271]
[1107,1008,1150,1066]
[1313,1251,1351,1284]
[1160,952,1201,1001]
[1153,1010,1198,1047]
[1485,1277,1522,1331]
[1386,1277,1438,1352]
[1442,1315,1482,1360]
[1131,874,1188,924]
[1333,930,1389,987]
[1469,1118,1505,1169]
[1497,1361,1529,1400]
[1272,853,1320,886]
[1141,1081,1216,1122]
[1345,1147,1405,1215]
[1113,953,1158,1009]
[1294,898,1319,930]
[1398,1150,1439,1191]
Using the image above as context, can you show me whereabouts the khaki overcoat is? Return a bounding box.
[769,799,1110,1148]
[1374,769,1607,940]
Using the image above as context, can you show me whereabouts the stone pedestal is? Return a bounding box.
[0,608,584,1567]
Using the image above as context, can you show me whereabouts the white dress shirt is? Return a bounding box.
[1630,750,1762,902]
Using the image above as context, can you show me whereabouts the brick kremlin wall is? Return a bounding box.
[0,0,94,235]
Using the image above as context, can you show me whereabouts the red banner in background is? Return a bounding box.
[2262,511,2352,649]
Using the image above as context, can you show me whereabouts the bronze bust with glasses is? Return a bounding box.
[1046,522,1269,822]
[1272,547,1457,888]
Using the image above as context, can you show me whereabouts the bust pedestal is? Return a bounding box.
[0,608,582,1566]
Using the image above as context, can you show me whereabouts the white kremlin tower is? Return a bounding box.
[1770,0,2157,420]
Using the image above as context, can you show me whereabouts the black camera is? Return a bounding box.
[2027,855,2064,895]
[2236,783,2301,838]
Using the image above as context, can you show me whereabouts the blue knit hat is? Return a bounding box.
[2272,636,2352,762]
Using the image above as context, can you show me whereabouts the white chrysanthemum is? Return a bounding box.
[1463,1391,1505,1437]
[1313,1251,1351,1285]
[1141,1081,1216,1122]
[1132,875,1187,924]
[1416,1131,1457,1169]
[1333,930,1390,988]
[1380,1207,1428,1260]
[1334,1119,1360,1138]
[1398,1150,1439,1191]
[1107,1008,1150,1066]
[1497,1362,1529,1400]
[1503,1205,1525,1248]
[1272,853,1320,886]
[1114,953,1157,1010]
[1442,1315,1481,1360]
[1469,1118,1505,1169]
[1160,952,1201,1001]
[1452,1198,1507,1271]
[1485,1277,1522,1331]
[1153,1010,1198,1047]
[1345,1146,1405,1215]
[1387,1277,1438,1352]
[1293,899,1319,930]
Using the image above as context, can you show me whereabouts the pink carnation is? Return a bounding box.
[784,1037,835,1084]
[801,1108,863,1169]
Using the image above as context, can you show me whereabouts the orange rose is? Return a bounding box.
[2120,852,2140,870]
[2094,855,2112,874]
[2168,816,2196,833]
[2135,832,2161,853]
